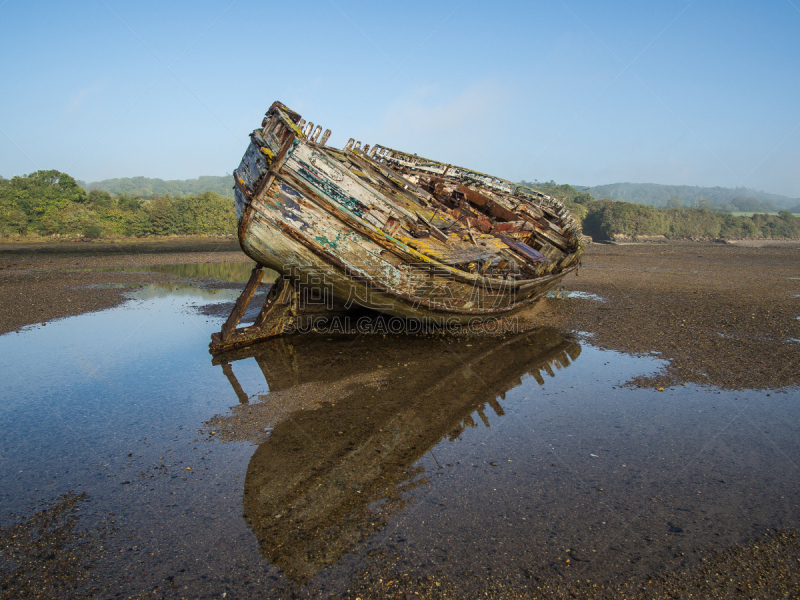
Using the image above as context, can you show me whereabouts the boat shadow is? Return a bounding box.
[209,328,581,582]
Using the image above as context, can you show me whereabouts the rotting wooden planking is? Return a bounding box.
[210,101,587,353]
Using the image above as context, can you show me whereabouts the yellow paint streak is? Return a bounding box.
[414,208,438,223]
[396,234,443,256]
[275,109,305,138]
[474,234,506,252]
[394,233,501,265]
[397,232,504,257]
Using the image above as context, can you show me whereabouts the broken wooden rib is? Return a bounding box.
[210,267,298,353]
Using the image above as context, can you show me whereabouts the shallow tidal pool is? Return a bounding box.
[1,277,798,598]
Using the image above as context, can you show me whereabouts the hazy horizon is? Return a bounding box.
[72,174,800,204]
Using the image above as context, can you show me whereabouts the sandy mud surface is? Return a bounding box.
[5,239,796,391]
[0,238,242,335]
[525,242,800,390]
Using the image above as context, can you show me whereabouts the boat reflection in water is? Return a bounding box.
[210,328,580,582]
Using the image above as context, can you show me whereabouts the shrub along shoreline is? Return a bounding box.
[568,199,800,241]
[1,170,235,239]
[524,182,800,241]
[2,170,798,242]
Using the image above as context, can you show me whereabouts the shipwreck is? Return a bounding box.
[211,101,586,353]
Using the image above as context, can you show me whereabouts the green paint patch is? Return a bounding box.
[314,235,338,250]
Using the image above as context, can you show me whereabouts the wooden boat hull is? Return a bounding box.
[211,102,586,351]
[239,174,576,322]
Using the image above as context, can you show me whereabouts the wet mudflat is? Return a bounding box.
[0,238,243,335]
[530,242,800,390]
[1,242,799,599]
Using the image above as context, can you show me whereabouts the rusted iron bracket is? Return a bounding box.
[209,270,298,354]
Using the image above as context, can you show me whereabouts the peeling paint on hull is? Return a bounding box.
[229,101,587,330]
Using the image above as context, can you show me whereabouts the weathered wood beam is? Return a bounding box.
[219,266,265,342]
[252,276,298,336]
[209,275,299,355]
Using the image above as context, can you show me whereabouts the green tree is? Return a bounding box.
[666,196,684,209]
[83,224,103,239]
[117,194,144,211]
[694,197,713,210]
[87,189,113,207]
[167,192,236,234]
[146,196,173,234]
[520,180,594,205]
[732,196,762,212]
[2,170,86,234]
[7,210,29,235]
[124,209,152,236]
[578,199,800,241]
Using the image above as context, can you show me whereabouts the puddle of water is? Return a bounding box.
[76,282,246,300]
[546,290,606,302]
[568,290,606,301]
[0,284,799,597]
[128,282,243,301]
[79,282,148,289]
[123,261,278,283]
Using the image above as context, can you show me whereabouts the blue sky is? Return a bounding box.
[1,0,799,197]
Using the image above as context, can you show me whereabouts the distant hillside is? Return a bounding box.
[79,175,233,198]
[584,182,799,213]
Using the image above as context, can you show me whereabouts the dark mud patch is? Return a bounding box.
[340,528,800,599]
[0,493,110,599]
[196,290,270,322]
[0,237,239,257]
[0,248,249,335]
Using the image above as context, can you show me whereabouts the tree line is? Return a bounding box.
[581,182,800,213]
[2,170,798,241]
[79,175,234,199]
[530,183,800,240]
[0,170,236,238]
